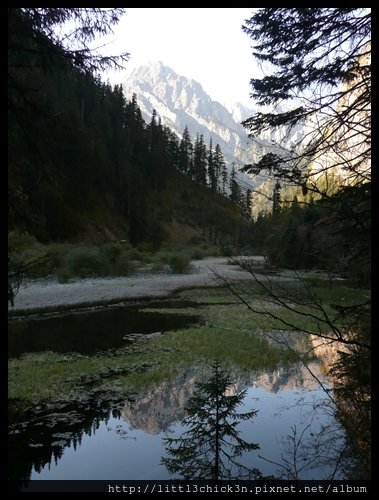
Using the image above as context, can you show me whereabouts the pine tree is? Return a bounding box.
[178,126,193,176]
[124,93,146,165]
[246,189,253,222]
[272,181,281,216]
[221,163,228,197]
[241,8,370,189]
[229,164,240,204]
[207,138,217,191]
[165,128,180,170]
[161,361,261,480]
[193,134,207,185]
[148,109,157,152]
[147,108,169,193]
[213,143,226,195]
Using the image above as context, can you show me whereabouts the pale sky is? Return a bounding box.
[96,8,260,108]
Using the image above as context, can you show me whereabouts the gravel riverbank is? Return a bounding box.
[9,257,268,314]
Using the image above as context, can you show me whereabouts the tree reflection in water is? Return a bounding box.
[161,360,262,480]
[9,361,348,481]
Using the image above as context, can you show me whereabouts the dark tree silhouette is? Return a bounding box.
[272,181,281,217]
[178,126,193,176]
[161,361,261,480]
[241,9,370,282]
[229,164,240,204]
[241,8,370,191]
[193,134,208,186]
[8,8,129,75]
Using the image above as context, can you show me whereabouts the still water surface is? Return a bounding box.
[9,302,344,481]
[22,364,341,480]
[8,301,199,357]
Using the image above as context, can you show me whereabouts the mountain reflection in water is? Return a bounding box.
[121,362,323,435]
[9,362,343,481]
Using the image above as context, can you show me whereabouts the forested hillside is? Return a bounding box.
[8,9,251,250]
[8,8,370,281]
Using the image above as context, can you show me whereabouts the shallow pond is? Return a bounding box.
[8,298,345,482]
[9,362,344,481]
[8,301,200,357]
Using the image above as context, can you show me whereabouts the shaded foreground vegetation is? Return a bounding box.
[8,294,298,406]
[9,280,366,409]
[8,230,226,286]
[8,275,370,479]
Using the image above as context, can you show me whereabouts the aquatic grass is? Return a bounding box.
[178,288,243,304]
[152,326,298,370]
[143,301,330,338]
[8,323,297,406]
[301,280,370,305]
[177,282,369,328]
[8,281,367,410]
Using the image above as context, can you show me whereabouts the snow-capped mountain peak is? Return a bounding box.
[121,61,305,190]
[122,62,257,186]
